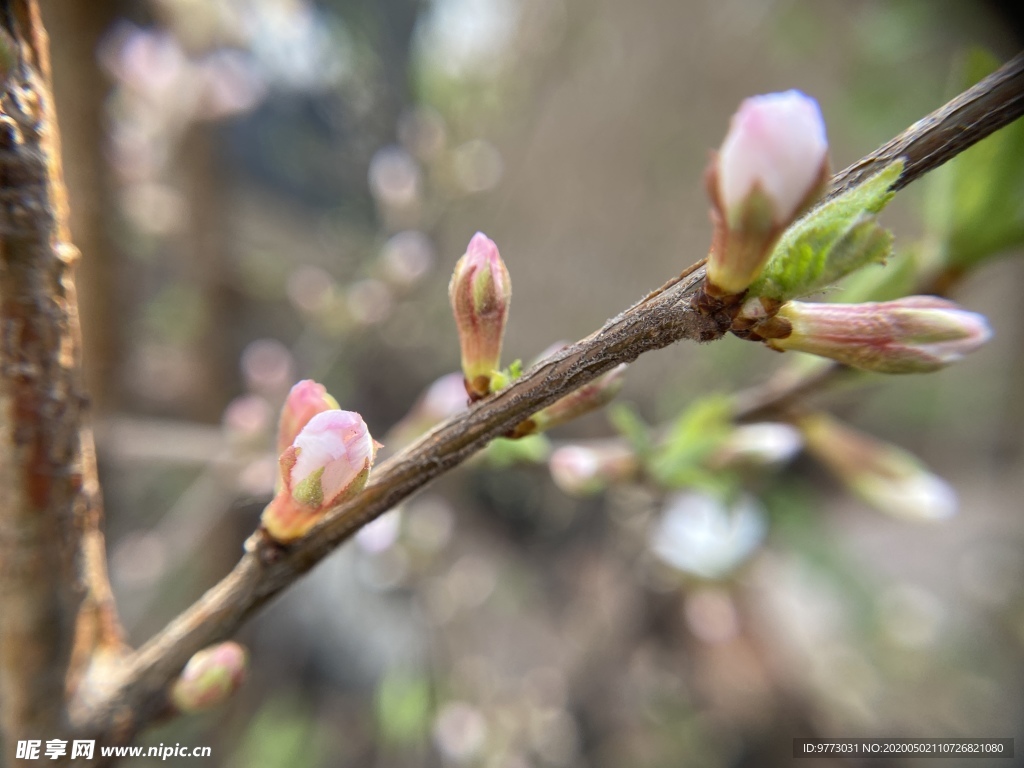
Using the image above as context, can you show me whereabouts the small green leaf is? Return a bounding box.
[489,359,524,394]
[608,403,652,457]
[376,672,431,747]
[485,434,551,467]
[748,161,902,301]
[228,695,330,768]
[832,245,919,304]
[648,395,733,489]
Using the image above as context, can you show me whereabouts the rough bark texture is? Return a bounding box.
[0,4,123,761]
[39,0,121,413]
[0,0,84,746]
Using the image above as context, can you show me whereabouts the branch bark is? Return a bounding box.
[0,0,89,746]
[72,50,1024,750]
[0,4,125,760]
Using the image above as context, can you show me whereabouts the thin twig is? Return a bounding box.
[77,50,1024,750]
[731,362,848,422]
[830,50,1024,194]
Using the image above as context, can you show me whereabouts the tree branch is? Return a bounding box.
[0,0,97,746]
[830,50,1024,195]
[78,50,1024,749]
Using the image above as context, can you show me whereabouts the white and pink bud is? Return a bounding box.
[549,442,638,496]
[717,91,828,228]
[706,90,829,297]
[708,422,803,470]
[800,413,956,521]
[650,491,768,579]
[764,296,992,373]
[277,379,340,455]
[171,641,248,713]
[449,232,512,399]
[262,409,380,543]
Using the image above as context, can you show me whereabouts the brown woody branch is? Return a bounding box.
[77,50,1024,750]
[0,3,126,760]
[0,0,106,748]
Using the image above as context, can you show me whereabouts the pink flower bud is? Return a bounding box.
[764,296,992,373]
[277,379,340,455]
[718,91,828,227]
[800,413,956,520]
[171,642,248,713]
[706,90,829,296]
[708,422,803,469]
[449,232,512,399]
[262,409,380,543]
[549,442,638,496]
[530,364,627,433]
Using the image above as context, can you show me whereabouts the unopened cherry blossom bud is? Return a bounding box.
[650,491,767,579]
[549,442,638,496]
[708,422,803,469]
[171,642,248,713]
[800,413,956,521]
[262,409,380,542]
[763,296,992,373]
[449,232,511,399]
[530,364,627,434]
[277,379,340,455]
[706,90,829,297]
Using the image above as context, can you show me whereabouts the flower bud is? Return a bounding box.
[650,491,767,579]
[763,296,992,373]
[449,232,512,399]
[706,90,829,296]
[800,413,956,521]
[707,422,803,470]
[530,364,627,433]
[549,442,638,496]
[262,409,380,543]
[171,642,248,713]
[277,379,340,455]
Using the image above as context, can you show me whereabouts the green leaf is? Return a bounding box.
[375,672,431,747]
[924,49,1024,268]
[748,161,902,301]
[485,434,551,467]
[648,395,733,489]
[489,359,525,394]
[229,696,330,768]
[608,403,652,457]
[832,245,919,304]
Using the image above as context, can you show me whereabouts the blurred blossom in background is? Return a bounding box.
[43,0,1024,765]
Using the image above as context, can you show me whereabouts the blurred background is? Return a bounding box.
[38,0,1024,765]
